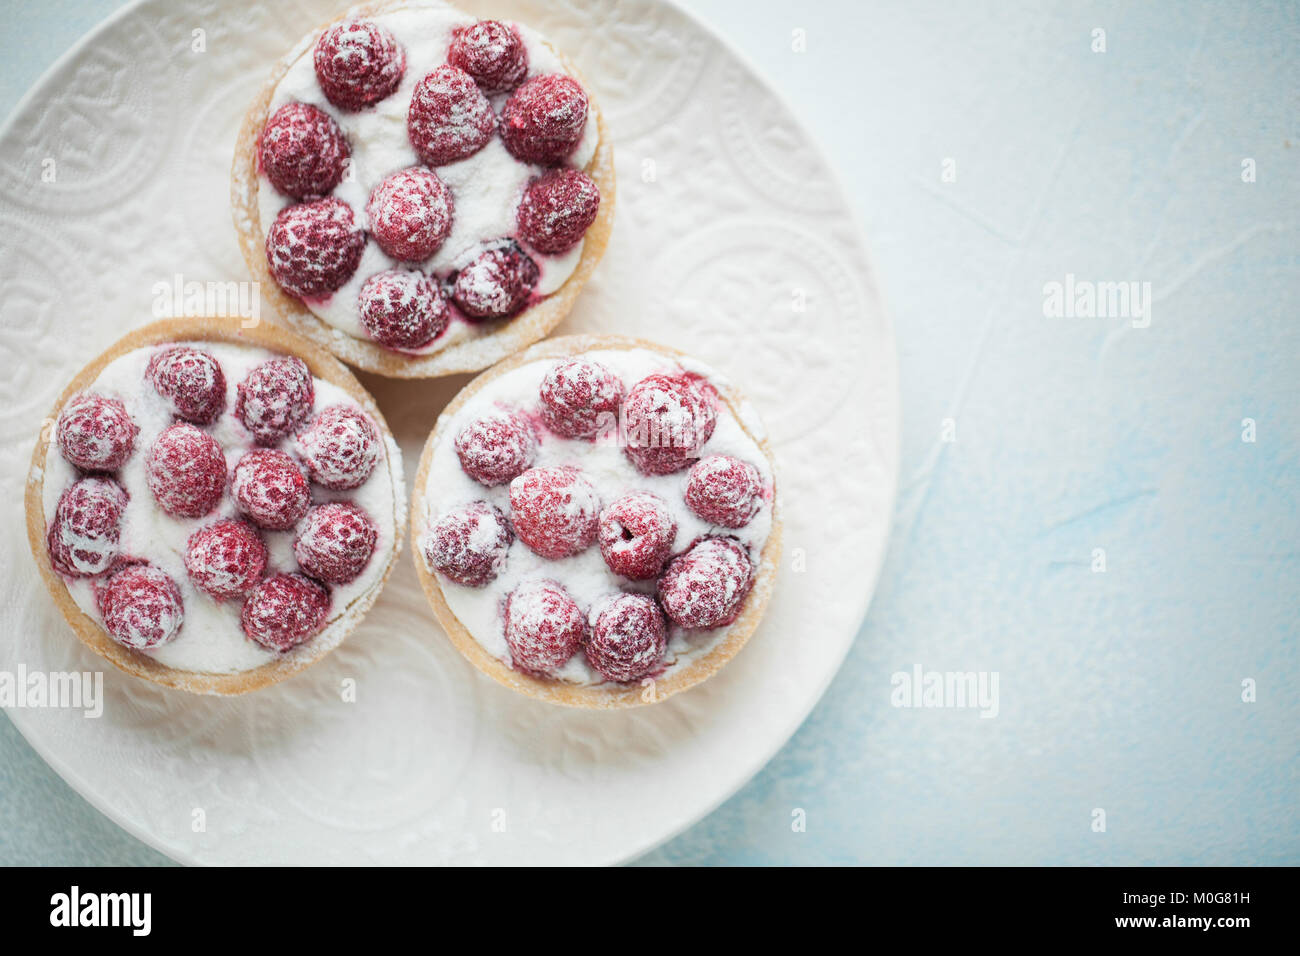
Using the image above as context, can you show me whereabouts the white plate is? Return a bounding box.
[0,0,898,865]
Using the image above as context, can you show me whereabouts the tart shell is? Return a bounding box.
[230,0,617,379]
[24,317,407,696]
[411,334,783,709]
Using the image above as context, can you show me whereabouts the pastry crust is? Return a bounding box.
[230,0,616,379]
[411,334,783,709]
[24,317,406,696]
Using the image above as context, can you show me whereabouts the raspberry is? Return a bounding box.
[538,358,622,439]
[259,102,350,200]
[503,579,584,675]
[293,501,377,584]
[685,455,764,529]
[407,65,494,167]
[421,501,513,587]
[184,519,267,600]
[46,477,128,578]
[585,592,667,683]
[598,491,676,580]
[366,167,454,261]
[235,356,315,445]
[56,393,137,472]
[145,346,227,425]
[146,422,226,519]
[517,169,600,254]
[313,19,405,112]
[96,565,184,650]
[358,269,449,350]
[658,537,754,629]
[454,409,536,486]
[231,449,311,531]
[448,20,527,93]
[265,197,365,299]
[500,74,588,165]
[622,373,718,475]
[508,466,600,560]
[241,572,330,651]
[452,241,538,319]
[295,404,380,490]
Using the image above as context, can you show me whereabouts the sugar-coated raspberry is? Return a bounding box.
[293,501,377,584]
[504,578,584,675]
[231,449,311,531]
[622,372,719,475]
[685,455,763,529]
[509,466,600,560]
[259,102,350,200]
[46,477,128,578]
[452,241,538,319]
[235,356,315,445]
[598,491,677,580]
[448,20,528,93]
[517,169,600,254]
[265,197,365,299]
[146,422,226,519]
[314,19,406,112]
[366,167,454,262]
[184,519,267,600]
[538,358,622,439]
[358,269,449,350]
[658,536,754,629]
[96,565,184,650]
[241,572,330,651]
[454,409,536,486]
[407,65,494,167]
[145,346,227,425]
[421,501,513,587]
[56,393,137,472]
[295,404,380,490]
[585,592,667,683]
[500,74,588,165]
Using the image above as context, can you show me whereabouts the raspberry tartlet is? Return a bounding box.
[231,0,615,378]
[412,336,782,708]
[25,318,405,695]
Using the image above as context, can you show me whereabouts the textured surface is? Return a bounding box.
[3,0,1297,867]
[0,0,895,864]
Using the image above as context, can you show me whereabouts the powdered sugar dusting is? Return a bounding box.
[41,341,402,676]
[449,20,527,93]
[421,347,775,686]
[419,500,512,587]
[658,537,754,629]
[366,167,454,261]
[56,393,138,472]
[47,477,127,577]
[231,449,311,531]
[256,1,601,355]
[235,355,314,444]
[314,19,406,112]
[503,577,585,675]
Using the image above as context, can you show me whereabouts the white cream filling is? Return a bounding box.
[420,349,774,686]
[258,0,599,353]
[42,342,401,675]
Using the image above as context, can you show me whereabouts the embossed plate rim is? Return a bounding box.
[2,0,900,866]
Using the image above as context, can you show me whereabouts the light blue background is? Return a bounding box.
[2,0,1296,865]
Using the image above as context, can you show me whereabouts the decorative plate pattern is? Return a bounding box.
[0,0,898,865]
